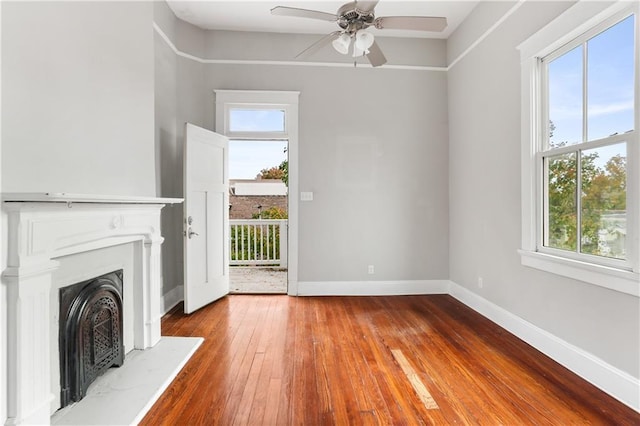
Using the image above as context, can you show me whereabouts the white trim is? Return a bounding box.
[214,90,300,105]
[448,0,526,70]
[161,285,184,314]
[297,280,450,296]
[2,192,182,204]
[519,1,640,293]
[518,1,634,60]
[152,22,179,55]
[215,90,300,140]
[519,250,639,296]
[521,55,542,252]
[204,59,446,72]
[449,281,640,412]
[153,22,445,72]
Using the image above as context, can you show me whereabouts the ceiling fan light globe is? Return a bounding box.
[332,33,351,55]
[332,40,349,55]
[355,30,374,50]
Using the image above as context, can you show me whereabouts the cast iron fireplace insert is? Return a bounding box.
[58,270,124,408]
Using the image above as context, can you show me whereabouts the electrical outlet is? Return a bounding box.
[478,277,483,288]
[368,265,375,274]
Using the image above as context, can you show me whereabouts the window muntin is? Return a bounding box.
[540,13,635,267]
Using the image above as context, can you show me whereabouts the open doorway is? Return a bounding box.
[228,139,288,294]
[215,90,300,296]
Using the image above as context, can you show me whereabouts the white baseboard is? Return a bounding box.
[161,285,184,314]
[297,280,449,296]
[448,281,640,412]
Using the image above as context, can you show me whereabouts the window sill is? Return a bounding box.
[518,250,639,297]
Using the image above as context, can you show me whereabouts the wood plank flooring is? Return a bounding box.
[141,295,640,425]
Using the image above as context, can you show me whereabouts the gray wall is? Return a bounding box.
[154,2,208,296]
[447,0,639,378]
[1,1,156,196]
[203,63,449,283]
[154,1,181,297]
[154,19,450,292]
[202,29,447,68]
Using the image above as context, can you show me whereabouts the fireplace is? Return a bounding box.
[2,193,182,425]
[59,270,125,408]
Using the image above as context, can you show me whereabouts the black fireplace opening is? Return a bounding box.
[59,270,125,408]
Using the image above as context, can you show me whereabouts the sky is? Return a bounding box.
[228,109,288,179]
[547,14,635,166]
[229,140,288,179]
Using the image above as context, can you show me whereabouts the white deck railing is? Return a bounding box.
[230,219,288,267]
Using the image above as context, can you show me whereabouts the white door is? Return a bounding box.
[183,122,229,314]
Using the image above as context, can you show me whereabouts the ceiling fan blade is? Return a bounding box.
[355,0,379,13]
[375,16,447,32]
[295,31,341,59]
[366,41,387,67]
[271,6,337,22]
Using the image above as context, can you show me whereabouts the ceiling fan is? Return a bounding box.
[271,1,447,67]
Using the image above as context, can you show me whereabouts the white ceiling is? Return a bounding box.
[166,1,479,39]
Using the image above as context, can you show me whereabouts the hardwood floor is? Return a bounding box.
[141,295,639,425]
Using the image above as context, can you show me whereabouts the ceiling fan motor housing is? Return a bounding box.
[337,3,375,32]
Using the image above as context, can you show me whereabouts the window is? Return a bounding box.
[217,92,295,140]
[228,108,286,133]
[519,2,639,296]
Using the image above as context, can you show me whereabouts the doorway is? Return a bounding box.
[214,90,300,295]
[228,140,288,294]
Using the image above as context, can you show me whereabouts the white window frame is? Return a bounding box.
[216,90,298,140]
[214,90,300,295]
[518,1,639,297]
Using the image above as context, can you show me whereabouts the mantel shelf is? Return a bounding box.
[2,192,183,205]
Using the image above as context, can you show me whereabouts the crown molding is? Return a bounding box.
[155,0,527,72]
[448,0,526,70]
[153,22,446,72]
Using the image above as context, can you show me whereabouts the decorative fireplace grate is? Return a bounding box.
[59,270,124,408]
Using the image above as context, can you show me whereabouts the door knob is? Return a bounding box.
[187,228,199,239]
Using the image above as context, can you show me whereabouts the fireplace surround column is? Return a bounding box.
[140,236,164,348]
[4,262,58,425]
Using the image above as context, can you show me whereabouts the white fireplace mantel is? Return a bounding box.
[2,194,182,425]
